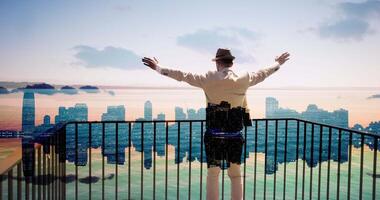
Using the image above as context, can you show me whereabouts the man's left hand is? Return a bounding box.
[275,52,290,65]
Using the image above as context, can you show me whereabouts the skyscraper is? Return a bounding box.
[22,91,35,133]
[101,105,126,121]
[175,107,186,120]
[54,103,88,123]
[155,112,165,120]
[43,115,50,125]
[144,101,152,121]
[266,97,279,118]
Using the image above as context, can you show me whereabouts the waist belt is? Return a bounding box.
[206,101,252,132]
[207,128,242,138]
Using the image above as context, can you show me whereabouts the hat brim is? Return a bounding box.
[212,55,235,61]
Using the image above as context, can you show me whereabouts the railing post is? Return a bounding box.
[200,121,204,200]
[188,121,192,200]
[153,121,156,200]
[8,169,13,200]
[295,120,299,200]
[115,122,118,200]
[372,136,378,200]
[273,120,278,200]
[17,162,22,200]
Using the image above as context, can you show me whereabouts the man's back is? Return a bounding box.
[202,67,250,110]
[157,63,281,113]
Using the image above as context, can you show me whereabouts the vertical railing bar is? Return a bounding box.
[264,119,268,200]
[102,123,105,200]
[309,124,315,200]
[57,132,61,200]
[200,121,204,200]
[48,138,51,200]
[177,122,180,200]
[222,155,225,200]
[188,121,192,200]
[128,123,131,200]
[327,127,332,200]
[295,120,299,200]
[8,169,13,200]
[372,136,378,200]
[243,125,247,200]
[359,134,364,200]
[283,119,288,200]
[49,138,51,200]
[38,146,41,200]
[75,123,78,200]
[347,131,352,200]
[57,147,59,200]
[318,125,323,200]
[153,122,156,200]
[273,119,278,200]
[56,133,59,200]
[336,129,342,200]
[165,122,169,200]
[115,122,119,200]
[43,144,46,200]
[33,147,37,200]
[253,120,258,200]
[17,162,22,200]
[26,175,30,200]
[89,123,92,200]
[141,122,144,200]
[63,126,67,200]
[50,136,53,200]
[53,134,56,200]
[0,174,2,200]
[302,122,306,200]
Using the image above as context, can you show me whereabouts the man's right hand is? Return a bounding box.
[142,57,159,70]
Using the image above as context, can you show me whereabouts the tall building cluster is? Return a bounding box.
[265,97,349,128]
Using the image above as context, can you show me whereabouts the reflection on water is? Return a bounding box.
[65,140,379,200]
[65,120,379,174]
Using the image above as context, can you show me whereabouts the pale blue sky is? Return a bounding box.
[0,0,379,87]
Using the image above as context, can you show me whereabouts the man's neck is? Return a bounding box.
[217,66,229,72]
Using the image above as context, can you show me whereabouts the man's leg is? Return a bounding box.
[206,167,220,200]
[228,163,242,200]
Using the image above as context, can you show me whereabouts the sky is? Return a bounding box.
[0,0,380,88]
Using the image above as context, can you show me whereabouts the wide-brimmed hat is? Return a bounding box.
[212,48,235,61]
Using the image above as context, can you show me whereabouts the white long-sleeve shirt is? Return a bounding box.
[155,62,281,113]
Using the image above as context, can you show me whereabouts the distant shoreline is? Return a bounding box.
[1,81,379,91]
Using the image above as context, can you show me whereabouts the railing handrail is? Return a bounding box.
[59,117,378,138]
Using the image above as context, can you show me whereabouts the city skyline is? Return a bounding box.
[16,91,379,135]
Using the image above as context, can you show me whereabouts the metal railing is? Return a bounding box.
[0,127,66,200]
[1,118,379,199]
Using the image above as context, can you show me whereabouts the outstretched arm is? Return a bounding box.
[249,52,290,87]
[142,57,206,88]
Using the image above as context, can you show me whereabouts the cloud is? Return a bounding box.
[367,94,380,99]
[107,90,115,96]
[113,5,132,12]
[79,85,100,93]
[0,86,9,94]
[339,0,380,19]
[177,27,258,63]
[73,45,141,69]
[0,83,111,96]
[315,0,380,41]
[318,18,371,40]
[60,86,78,95]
